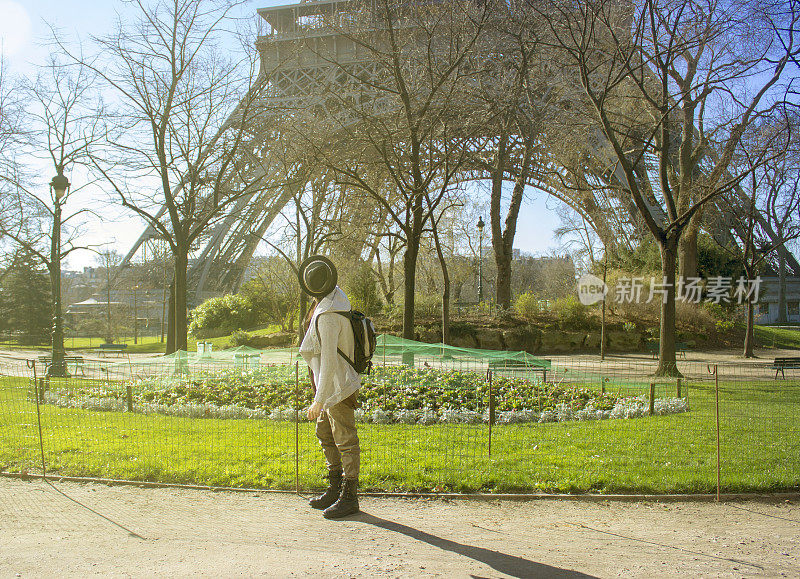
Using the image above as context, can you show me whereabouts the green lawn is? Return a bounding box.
[754,324,800,350]
[0,325,286,355]
[0,376,797,493]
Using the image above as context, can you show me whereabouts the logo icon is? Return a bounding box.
[577,273,608,306]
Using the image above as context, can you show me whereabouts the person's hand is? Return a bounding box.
[307,401,323,421]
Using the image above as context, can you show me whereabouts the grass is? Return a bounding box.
[753,324,800,350]
[0,325,286,355]
[1,374,797,493]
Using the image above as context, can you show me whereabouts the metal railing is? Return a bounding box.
[1,353,797,495]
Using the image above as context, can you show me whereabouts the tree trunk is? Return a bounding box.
[402,242,419,340]
[656,238,681,376]
[489,130,509,309]
[430,218,450,345]
[173,250,189,352]
[495,251,512,310]
[105,270,113,343]
[298,292,308,342]
[678,214,700,281]
[778,247,787,323]
[743,299,755,358]
[166,282,176,354]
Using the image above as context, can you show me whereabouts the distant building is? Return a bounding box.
[755,274,800,324]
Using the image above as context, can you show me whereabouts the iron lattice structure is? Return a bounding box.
[118,0,800,303]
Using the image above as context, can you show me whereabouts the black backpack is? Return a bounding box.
[316,310,377,374]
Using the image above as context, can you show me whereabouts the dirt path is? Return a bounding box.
[0,479,797,577]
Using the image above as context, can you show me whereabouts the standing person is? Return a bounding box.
[298,255,361,519]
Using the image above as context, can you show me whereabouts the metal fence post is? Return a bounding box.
[487,369,494,458]
[27,360,47,479]
[706,363,721,501]
[648,382,655,415]
[676,377,682,399]
[714,364,721,501]
[295,361,300,495]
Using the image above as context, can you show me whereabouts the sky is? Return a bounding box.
[3,0,565,271]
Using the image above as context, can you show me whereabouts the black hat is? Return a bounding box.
[298,255,338,298]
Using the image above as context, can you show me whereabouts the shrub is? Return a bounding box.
[552,296,591,330]
[345,262,383,316]
[229,330,250,346]
[675,301,716,333]
[715,319,735,333]
[701,301,734,321]
[514,291,540,320]
[239,279,295,330]
[382,302,402,321]
[604,269,660,321]
[189,294,260,338]
[413,293,441,318]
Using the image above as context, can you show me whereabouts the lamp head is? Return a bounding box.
[50,166,70,200]
[477,216,484,232]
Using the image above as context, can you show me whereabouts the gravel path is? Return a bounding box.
[1,478,798,577]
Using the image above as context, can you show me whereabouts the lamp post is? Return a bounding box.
[48,165,70,377]
[133,285,139,344]
[477,216,485,304]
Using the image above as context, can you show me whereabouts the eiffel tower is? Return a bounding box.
[118,0,800,304]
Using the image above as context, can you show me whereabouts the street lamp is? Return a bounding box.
[477,216,485,304]
[133,285,139,345]
[48,165,70,377]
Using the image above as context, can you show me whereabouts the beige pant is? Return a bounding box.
[315,397,360,479]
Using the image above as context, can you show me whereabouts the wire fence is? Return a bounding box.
[1,339,798,495]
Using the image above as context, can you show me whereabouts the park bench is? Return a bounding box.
[487,359,550,383]
[95,343,129,358]
[772,357,800,379]
[36,355,86,376]
[646,341,688,359]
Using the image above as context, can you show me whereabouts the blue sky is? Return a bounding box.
[4,0,565,269]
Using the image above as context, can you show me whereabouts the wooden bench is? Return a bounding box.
[37,355,86,376]
[487,359,550,382]
[772,357,800,379]
[95,343,129,358]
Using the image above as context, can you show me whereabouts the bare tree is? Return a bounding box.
[425,185,469,344]
[763,150,800,325]
[263,172,347,338]
[365,211,406,308]
[472,3,563,310]
[61,0,273,353]
[0,57,28,277]
[0,58,103,371]
[95,249,123,344]
[554,204,603,273]
[721,114,800,356]
[293,0,490,340]
[536,0,799,374]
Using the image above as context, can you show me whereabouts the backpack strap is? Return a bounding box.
[314,311,357,371]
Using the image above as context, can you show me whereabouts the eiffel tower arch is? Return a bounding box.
[118,0,800,304]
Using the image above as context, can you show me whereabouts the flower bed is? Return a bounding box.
[40,364,689,424]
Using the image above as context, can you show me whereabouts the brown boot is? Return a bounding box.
[309,467,343,510]
[323,478,359,519]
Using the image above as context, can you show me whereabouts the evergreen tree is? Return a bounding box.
[0,252,51,345]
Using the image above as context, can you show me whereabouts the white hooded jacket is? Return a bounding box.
[299,286,361,409]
